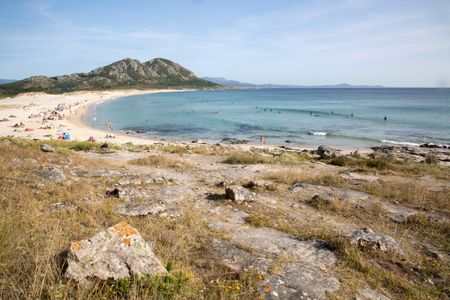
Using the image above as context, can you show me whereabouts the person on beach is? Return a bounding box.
[259,136,266,145]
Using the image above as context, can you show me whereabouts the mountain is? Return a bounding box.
[0,58,218,97]
[202,77,257,87]
[203,77,383,88]
[0,79,16,85]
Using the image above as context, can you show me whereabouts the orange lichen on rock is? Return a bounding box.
[112,222,138,237]
[113,221,129,232]
[122,238,132,246]
[70,241,84,251]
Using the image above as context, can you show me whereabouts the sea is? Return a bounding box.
[87,88,450,148]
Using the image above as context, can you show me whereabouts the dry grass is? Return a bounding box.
[244,209,448,299]
[224,151,272,164]
[264,169,346,187]
[357,179,450,215]
[0,138,448,299]
[224,151,310,165]
[330,154,450,179]
[0,140,265,299]
[128,155,193,170]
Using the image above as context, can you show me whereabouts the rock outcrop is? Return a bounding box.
[35,167,65,183]
[65,222,166,282]
[225,185,253,201]
[210,211,340,299]
[350,228,403,255]
[40,144,56,153]
[317,145,338,159]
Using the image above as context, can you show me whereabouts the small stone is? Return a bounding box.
[65,221,167,282]
[424,246,443,261]
[40,144,56,152]
[106,188,121,198]
[48,202,78,212]
[360,288,391,300]
[225,185,253,201]
[350,228,403,255]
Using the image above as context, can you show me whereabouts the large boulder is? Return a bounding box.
[225,185,253,201]
[350,228,403,255]
[65,221,167,282]
[317,145,338,159]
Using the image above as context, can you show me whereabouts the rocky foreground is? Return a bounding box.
[0,138,448,299]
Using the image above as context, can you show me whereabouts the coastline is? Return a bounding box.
[0,89,195,146]
[1,89,373,154]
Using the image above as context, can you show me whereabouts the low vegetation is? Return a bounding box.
[0,138,448,299]
[330,154,449,179]
[224,150,310,165]
[128,155,193,170]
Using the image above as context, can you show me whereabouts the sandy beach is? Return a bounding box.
[0,89,195,145]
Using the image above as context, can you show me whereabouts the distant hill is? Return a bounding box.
[202,77,257,88]
[0,79,16,85]
[0,58,218,97]
[203,77,383,88]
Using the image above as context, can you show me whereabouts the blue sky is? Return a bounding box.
[0,0,449,86]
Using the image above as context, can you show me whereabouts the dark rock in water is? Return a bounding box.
[35,167,65,183]
[350,228,403,255]
[221,137,249,144]
[191,139,207,144]
[40,144,56,153]
[420,142,448,149]
[225,185,253,201]
[317,145,338,159]
[106,188,121,198]
[64,221,167,282]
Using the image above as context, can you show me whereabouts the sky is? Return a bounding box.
[0,0,449,87]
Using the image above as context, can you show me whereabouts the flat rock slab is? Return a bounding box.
[212,239,271,273]
[212,237,339,300]
[65,221,166,282]
[229,227,336,269]
[35,167,65,183]
[114,185,194,217]
[264,263,340,300]
[359,288,391,300]
[290,183,372,202]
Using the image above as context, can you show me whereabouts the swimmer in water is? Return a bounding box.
[384,116,387,121]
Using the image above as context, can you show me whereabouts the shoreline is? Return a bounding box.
[3,88,445,155]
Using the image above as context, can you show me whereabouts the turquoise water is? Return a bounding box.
[88,88,450,148]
